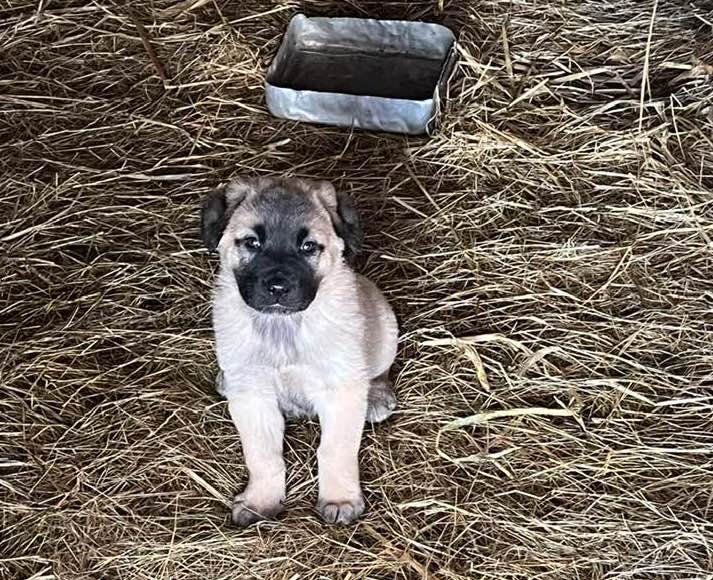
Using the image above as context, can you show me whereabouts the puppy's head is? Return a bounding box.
[201,177,362,315]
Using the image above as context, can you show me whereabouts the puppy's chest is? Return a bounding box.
[250,318,328,367]
[249,314,359,367]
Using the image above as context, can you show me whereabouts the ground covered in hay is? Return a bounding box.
[2,1,713,578]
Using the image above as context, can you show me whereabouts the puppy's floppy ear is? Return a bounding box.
[334,190,363,262]
[200,179,252,252]
[201,189,228,251]
[312,180,363,263]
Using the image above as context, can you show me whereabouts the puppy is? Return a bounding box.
[200,177,398,526]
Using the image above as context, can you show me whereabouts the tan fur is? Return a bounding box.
[209,177,398,526]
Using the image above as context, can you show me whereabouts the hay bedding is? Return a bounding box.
[1,0,712,578]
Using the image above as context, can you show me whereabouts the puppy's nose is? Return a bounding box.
[265,276,291,297]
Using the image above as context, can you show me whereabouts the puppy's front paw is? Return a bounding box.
[318,494,365,525]
[231,492,283,527]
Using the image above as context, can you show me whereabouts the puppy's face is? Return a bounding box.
[201,177,362,315]
[227,189,334,314]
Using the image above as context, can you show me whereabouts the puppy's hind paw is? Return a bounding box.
[366,383,397,424]
[215,370,225,396]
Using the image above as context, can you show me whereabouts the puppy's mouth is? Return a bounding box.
[254,303,302,315]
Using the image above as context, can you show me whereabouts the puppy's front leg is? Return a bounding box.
[316,385,368,524]
[227,390,285,526]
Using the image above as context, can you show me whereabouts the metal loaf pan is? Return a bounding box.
[265,14,456,135]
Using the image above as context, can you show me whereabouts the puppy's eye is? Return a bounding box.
[241,236,261,250]
[300,240,318,255]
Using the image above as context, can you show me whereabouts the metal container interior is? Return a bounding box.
[265,14,456,135]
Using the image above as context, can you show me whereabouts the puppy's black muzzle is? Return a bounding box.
[235,253,317,314]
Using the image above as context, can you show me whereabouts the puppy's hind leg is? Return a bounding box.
[366,371,397,424]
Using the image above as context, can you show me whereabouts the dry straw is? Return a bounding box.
[1,1,712,579]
